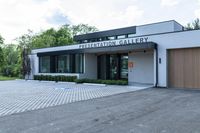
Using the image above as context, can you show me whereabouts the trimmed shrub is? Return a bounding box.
[75,79,128,85]
[33,75,77,82]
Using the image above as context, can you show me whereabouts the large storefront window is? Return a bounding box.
[75,54,84,73]
[39,54,84,74]
[56,54,84,73]
[39,56,50,73]
[56,55,72,73]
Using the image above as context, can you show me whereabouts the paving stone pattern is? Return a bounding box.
[0,80,149,117]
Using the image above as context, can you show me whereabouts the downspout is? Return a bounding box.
[155,45,158,87]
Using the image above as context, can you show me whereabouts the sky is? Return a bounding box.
[0,0,200,44]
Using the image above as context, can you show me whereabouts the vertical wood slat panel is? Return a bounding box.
[168,48,200,89]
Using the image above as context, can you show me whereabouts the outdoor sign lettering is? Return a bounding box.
[79,37,149,49]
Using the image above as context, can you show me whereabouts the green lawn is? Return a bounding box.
[0,76,17,81]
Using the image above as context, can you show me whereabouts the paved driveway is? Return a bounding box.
[0,88,200,133]
[0,80,150,117]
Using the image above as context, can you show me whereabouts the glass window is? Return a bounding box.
[66,55,71,73]
[117,35,126,39]
[55,54,84,74]
[57,55,67,73]
[128,34,135,38]
[75,54,84,73]
[39,56,50,73]
[56,55,73,73]
[83,40,88,43]
[108,36,116,40]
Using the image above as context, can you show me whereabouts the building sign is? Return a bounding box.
[79,37,149,49]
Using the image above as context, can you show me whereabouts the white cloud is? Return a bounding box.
[60,0,144,30]
[161,0,180,7]
[195,9,200,18]
[0,0,63,43]
[0,0,144,43]
[195,0,200,18]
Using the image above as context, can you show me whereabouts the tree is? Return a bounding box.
[16,30,33,52]
[56,25,74,46]
[0,34,4,72]
[31,28,58,49]
[21,48,31,79]
[0,34,4,45]
[16,30,33,78]
[185,18,200,30]
[1,44,20,77]
[31,24,98,49]
[0,47,4,68]
[70,24,98,36]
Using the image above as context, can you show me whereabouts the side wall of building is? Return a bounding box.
[145,30,200,87]
[128,51,154,85]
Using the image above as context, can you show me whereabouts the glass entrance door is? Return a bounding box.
[120,55,128,79]
[97,54,128,80]
[110,55,119,79]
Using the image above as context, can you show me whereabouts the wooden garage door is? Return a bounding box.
[168,48,200,89]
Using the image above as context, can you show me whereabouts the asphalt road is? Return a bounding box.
[0,88,200,133]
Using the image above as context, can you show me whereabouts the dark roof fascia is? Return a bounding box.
[73,26,136,41]
[37,42,157,56]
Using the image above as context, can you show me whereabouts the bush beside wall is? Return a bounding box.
[75,79,128,85]
[34,75,77,82]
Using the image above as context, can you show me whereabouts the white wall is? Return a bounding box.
[136,21,182,36]
[32,44,79,54]
[29,54,39,79]
[143,29,200,87]
[128,51,154,85]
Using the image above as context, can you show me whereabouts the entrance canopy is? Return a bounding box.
[37,42,157,56]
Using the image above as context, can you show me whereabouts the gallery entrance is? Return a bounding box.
[97,54,128,80]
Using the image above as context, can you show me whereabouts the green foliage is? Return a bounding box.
[0,47,4,68]
[0,34,5,72]
[30,24,97,49]
[1,44,21,77]
[0,23,97,78]
[185,18,200,30]
[0,34,4,45]
[21,48,31,79]
[31,28,57,49]
[0,76,17,81]
[5,23,98,79]
[33,75,77,82]
[70,24,98,36]
[75,79,128,85]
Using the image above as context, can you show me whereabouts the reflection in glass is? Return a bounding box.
[39,56,50,73]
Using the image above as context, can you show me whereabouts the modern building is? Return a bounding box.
[30,20,200,89]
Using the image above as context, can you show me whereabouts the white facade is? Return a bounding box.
[128,50,154,85]
[30,20,200,87]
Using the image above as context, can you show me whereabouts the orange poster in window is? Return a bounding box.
[128,62,134,68]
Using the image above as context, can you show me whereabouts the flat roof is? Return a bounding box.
[73,26,136,41]
[37,42,157,56]
[73,20,184,42]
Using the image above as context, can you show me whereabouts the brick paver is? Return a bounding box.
[0,80,151,117]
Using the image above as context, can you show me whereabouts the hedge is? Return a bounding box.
[33,75,77,82]
[75,79,128,85]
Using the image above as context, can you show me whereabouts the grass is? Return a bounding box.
[0,76,17,81]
